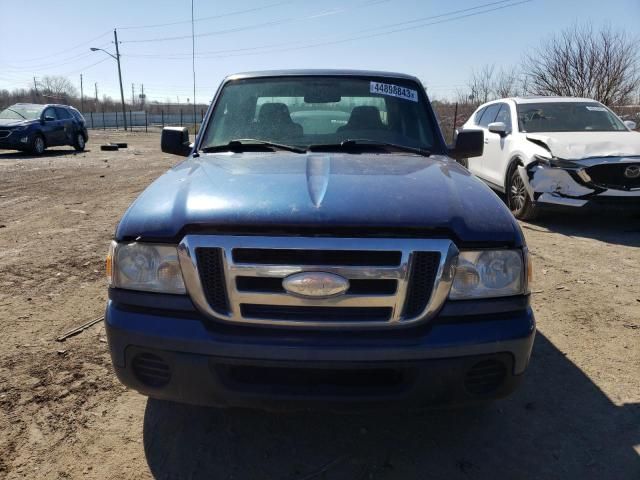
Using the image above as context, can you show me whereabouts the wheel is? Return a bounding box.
[507,165,538,220]
[31,134,45,155]
[73,132,86,151]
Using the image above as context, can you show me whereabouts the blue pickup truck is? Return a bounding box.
[105,70,535,410]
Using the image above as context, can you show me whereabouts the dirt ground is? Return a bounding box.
[0,131,638,480]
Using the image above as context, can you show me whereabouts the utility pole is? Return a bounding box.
[131,83,135,107]
[94,83,98,102]
[191,0,197,133]
[80,74,84,113]
[113,29,127,131]
[140,84,146,109]
[33,77,39,97]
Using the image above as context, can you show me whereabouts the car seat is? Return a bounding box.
[337,106,385,133]
[254,103,303,140]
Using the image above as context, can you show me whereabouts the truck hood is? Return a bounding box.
[526,131,640,160]
[116,152,521,246]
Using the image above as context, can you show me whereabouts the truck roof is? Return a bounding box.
[225,69,421,83]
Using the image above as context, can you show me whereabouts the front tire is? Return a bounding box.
[73,132,86,151]
[31,134,45,155]
[508,165,538,221]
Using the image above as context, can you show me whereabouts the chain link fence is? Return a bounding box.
[82,109,207,131]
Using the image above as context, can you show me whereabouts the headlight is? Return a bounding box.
[14,125,29,131]
[532,154,551,164]
[107,241,186,294]
[449,250,526,299]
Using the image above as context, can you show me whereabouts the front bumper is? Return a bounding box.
[0,131,30,150]
[105,293,536,410]
[518,159,640,209]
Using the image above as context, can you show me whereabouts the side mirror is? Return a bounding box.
[488,121,508,136]
[161,127,192,156]
[623,120,637,130]
[449,129,483,160]
[44,115,56,122]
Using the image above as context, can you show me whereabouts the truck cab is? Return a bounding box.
[105,70,535,410]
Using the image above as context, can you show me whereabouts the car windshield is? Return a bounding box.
[517,102,627,133]
[0,105,44,120]
[201,76,441,152]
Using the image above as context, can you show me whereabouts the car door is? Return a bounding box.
[41,107,63,146]
[482,102,515,188]
[55,107,75,146]
[473,103,501,186]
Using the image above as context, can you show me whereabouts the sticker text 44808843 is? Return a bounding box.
[370,81,418,102]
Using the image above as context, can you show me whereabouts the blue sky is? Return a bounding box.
[1,0,638,105]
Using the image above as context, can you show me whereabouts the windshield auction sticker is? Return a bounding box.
[370,82,418,102]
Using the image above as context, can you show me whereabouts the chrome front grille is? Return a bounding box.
[178,235,458,328]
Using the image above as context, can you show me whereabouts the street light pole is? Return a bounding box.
[90,31,128,131]
[113,29,127,131]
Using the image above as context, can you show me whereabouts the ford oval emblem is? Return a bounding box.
[283,272,349,298]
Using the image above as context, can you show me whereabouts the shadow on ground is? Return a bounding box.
[524,210,640,248]
[0,148,85,160]
[142,333,639,479]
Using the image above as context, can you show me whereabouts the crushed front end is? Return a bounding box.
[518,155,640,209]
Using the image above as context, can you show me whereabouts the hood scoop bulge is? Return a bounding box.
[306,154,331,207]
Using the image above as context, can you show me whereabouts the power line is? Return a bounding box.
[0,57,111,89]
[245,0,531,59]
[10,31,112,63]
[191,0,197,133]
[0,0,530,97]
[1,43,112,72]
[121,0,387,44]
[60,57,111,77]
[125,0,530,60]
[118,0,296,30]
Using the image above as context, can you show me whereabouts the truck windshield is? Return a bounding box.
[0,105,43,120]
[201,76,440,152]
[517,102,627,133]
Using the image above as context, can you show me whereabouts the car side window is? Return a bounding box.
[70,109,84,122]
[478,104,500,127]
[55,107,72,120]
[43,107,58,120]
[474,107,486,125]
[494,104,512,129]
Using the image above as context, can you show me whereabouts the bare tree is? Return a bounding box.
[523,24,640,106]
[467,64,495,104]
[494,67,522,98]
[465,65,525,104]
[39,75,78,100]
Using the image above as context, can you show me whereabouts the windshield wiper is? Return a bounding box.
[5,108,26,119]
[308,139,431,157]
[201,139,305,154]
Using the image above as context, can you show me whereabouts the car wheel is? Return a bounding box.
[508,166,538,221]
[74,133,86,151]
[31,134,46,155]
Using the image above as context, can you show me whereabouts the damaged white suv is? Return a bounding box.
[460,97,639,219]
